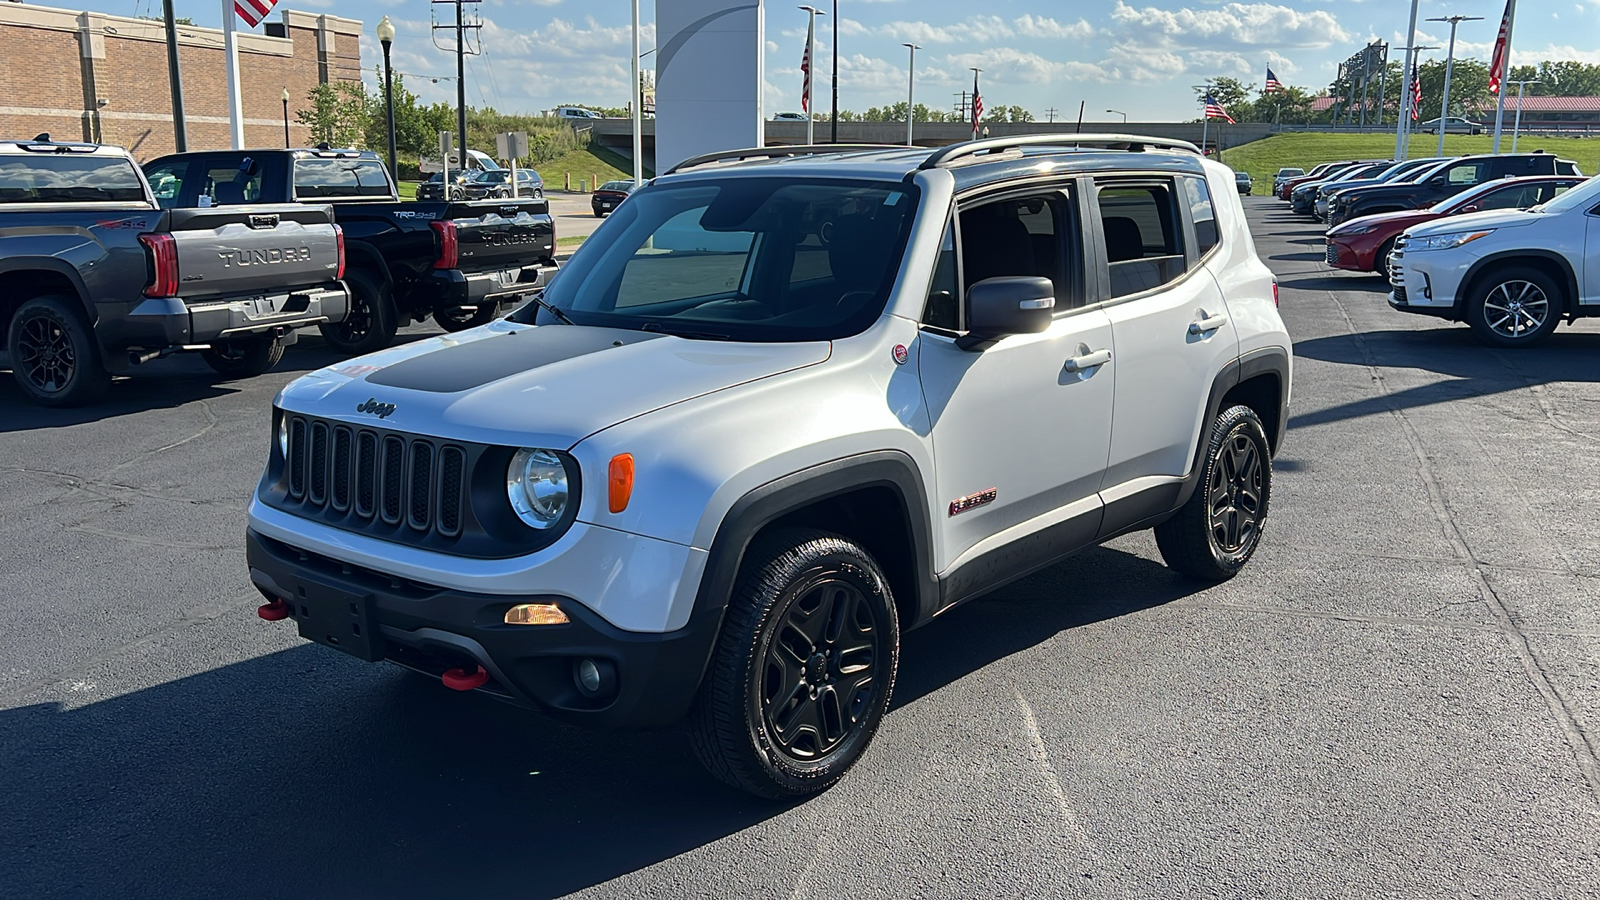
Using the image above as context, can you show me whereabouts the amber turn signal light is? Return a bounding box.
[609,453,634,514]
[504,603,570,625]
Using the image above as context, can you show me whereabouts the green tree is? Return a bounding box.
[296,82,369,148]
[1195,77,1252,113]
[1415,58,1490,120]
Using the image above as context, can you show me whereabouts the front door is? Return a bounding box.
[918,187,1115,574]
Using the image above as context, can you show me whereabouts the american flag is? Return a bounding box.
[800,19,813,113]
[1264,67,1283,93]
[1411,63,1422,120]
[1487,0,1512,94]
[1203,93,1235,124]
[970,72,983,136]
[234,0,279,28]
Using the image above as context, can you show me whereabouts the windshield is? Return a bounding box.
[599,181,633,191]
[474,171,509,183]
[515,177,917,342]
[294,158,393,198]
[1530,174,1600,214]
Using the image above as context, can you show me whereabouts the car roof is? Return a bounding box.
[1,136,132,158]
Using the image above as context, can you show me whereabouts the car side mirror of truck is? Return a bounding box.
[956,276,1055,351]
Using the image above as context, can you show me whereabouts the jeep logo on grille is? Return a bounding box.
[356,398,397,418]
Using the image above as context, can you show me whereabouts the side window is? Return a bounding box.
[1446,162,1487,187]
[922,219,959,331]
[143,160,188,209]
[1544,183,1575,202]
[1096,180,1186,299]
[1475,185,1532,211]
[200,158,264,206]
[956,191,1077,307]
[1182,176,1220,257]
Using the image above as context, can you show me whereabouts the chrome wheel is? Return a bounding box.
[1208,431,1263,554]
[761,573,882,761]
[15,313,77,395]
[1482,280,1550,339]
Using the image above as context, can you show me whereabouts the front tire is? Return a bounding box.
[200,336,284,378]
[7,295,109,407]
[1373,236,1397,274]
[1155,405,1272,581]
[1466,265,1563,348]
[319,269,398,356]
[690,529,899,798]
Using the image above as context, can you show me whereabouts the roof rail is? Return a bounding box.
[666,143,901,175]
[919,133,1201,170]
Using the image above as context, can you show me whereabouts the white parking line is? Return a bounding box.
[1014,688,1098,851]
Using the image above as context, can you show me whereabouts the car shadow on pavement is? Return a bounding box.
[0,548,1195,899]
[1291,327,1600,430]
[1277,273,1388,293]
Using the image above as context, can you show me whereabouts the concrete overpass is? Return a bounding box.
[589,119,1274,171]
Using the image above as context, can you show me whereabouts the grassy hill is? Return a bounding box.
[1220,132,1600,188]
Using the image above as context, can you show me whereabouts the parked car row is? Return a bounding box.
[418,167,545,202]
[1,138,559,406]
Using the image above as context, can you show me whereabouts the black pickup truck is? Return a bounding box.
[142,147,558,355]
[1,137,348,406]
[1330,151,1584,226]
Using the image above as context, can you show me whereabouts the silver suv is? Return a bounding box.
[247,135,1292,797]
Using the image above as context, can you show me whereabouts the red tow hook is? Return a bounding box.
[442,665,490,691]
[257,598,290,621]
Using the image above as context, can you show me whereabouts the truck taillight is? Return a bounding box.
[138,233,178,298]
[431,220,458,270]
[334,224,346,279]
[1272,280,1279,307]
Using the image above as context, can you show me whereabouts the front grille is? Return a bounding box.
[284,414,466,542]
[1325,240,1340,266]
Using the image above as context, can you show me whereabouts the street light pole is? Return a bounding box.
[830,0,838,143]
[1427,15,1483,156]
[903,43,919,146]
[281,88,290,147]
[1106,108,1127,124]
[378,16,398,179]
[631,0,642,186]
[1508,79,1540,150]
[1395,0,1421,159]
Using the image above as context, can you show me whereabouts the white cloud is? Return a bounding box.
[1110,1,1348,48]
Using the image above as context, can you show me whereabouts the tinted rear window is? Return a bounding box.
[293,158,393,198]
[0,155,146,203]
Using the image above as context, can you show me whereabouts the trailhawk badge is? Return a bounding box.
[892,344,909,365]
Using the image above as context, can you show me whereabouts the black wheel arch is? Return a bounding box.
[341,242,394,289]
[0,260,94,342]
[1457,251,1580,318]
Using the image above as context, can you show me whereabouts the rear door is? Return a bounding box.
[1092,174,1237,501]
[1585,200,1600,308]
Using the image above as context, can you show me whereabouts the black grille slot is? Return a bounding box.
[438,447,465,537]
[380,436,405,525]
[331,427,353,512]
[308,422,329,505]
[355,431,377,518]
[1324,241,1339,266]
[408,441,435,531]
[288,418,307,498]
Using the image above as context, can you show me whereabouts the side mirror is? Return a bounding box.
[1458,204,1479,214]
[957,276,1055,351]
[1431,176,1447,188]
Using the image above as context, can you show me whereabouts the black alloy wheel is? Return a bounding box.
[7,295,109,407]
[319,269,397,356]
[691,529,899,798]
[1155,404,1272,580]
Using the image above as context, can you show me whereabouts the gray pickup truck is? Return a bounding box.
[1,137,349,406]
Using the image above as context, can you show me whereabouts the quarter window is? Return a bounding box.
[923,219,960,330]
[143,159,188,209]
[1183,176,1220,256]
[1096,181,1186,299]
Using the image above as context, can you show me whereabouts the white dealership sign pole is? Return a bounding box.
[223,0,246,148]
[655,0,765,172]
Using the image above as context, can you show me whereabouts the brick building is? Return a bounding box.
[0,2,362,160]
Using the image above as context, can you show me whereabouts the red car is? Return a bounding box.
[1324,175,1585,273]
[1278,161,1355,200]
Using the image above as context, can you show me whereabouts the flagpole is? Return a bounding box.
[1491,0,1517,153]
[801,6,818,145]
[223,0,245,149]
[1395,0,1420,159]
[1200,84,1211,156]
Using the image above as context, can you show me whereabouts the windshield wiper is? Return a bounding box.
[640,322,732,341]
[527,292,576,325]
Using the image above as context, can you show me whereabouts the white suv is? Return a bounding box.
[1387,174,1600,346]
[247,136,1292,797]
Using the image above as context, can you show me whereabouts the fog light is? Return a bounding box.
[577,658,602,693]
[572,657,617,699]
[504,603,569,625]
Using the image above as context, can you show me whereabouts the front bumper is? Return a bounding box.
[1386,244,1467,319]
[247,528,722,730]
[108,283,349,349]
[425,262,559,311]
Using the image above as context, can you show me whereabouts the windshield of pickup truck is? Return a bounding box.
[0,155,146,204]
[293,158,393,199]
[516,177,917,341]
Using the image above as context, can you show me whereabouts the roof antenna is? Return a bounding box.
[33,133,51,142]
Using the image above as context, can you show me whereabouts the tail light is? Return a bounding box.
[333,224,346,280]
[138,233,179,298]
[1272,279,1279,307]
[431,220,458,270]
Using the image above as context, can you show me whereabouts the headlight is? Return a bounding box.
[507,448,571,529]
[1406,230,1495,252]
[1335,224,1378,236]
[277,413,289,458]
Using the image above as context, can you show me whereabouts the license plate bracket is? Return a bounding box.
[289,576,384,662]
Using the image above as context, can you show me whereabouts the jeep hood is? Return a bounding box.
[1405,208,1540,237]
[276,321,831,448]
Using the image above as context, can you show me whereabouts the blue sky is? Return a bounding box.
[73,0,1600,120]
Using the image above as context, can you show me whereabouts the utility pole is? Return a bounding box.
[161,0,186,152]
[1044,107,1059,123]
[1427,14,1484,155]
[432,0,481,171]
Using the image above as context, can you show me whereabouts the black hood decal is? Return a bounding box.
[364,326,663,393]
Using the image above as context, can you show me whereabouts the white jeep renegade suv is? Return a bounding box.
[247,135,1292,798]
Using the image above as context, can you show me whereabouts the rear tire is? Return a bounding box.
[319,269,397,356]
[1466,265,1563,348]
[689,529,899,798]
[1155,405,1272,581]
[7,295,109,407]
[200,336,284,379]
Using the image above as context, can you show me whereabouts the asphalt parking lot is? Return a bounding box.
[3,198,1599,898]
